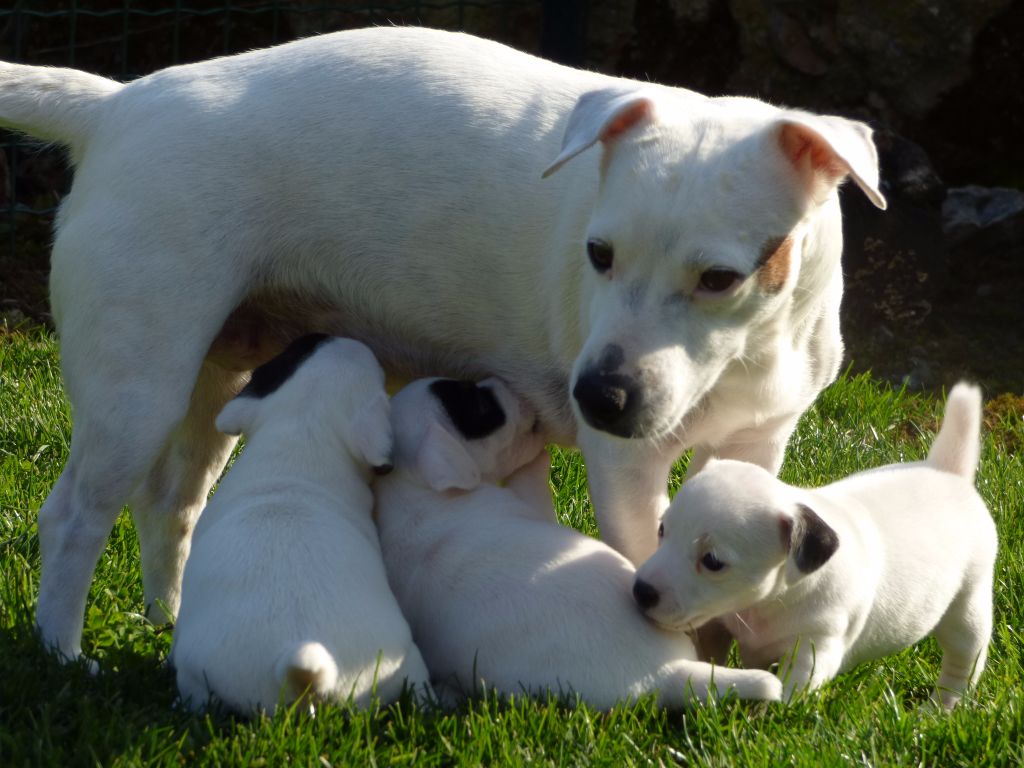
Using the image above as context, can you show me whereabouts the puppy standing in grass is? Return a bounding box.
[634,383,996,708]
[375,376,783,709]
[170,335,430,714]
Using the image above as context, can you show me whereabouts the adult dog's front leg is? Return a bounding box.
[687,413,801,480]
[577,425,675,565]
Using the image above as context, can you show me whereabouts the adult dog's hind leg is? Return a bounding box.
[37,224,247,662]
[36,359,211,663]
[128,361,247,625]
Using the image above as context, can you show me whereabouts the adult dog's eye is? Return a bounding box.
[701,551,725,572]
[657,522,664,540]
[697,269,742,294]
[587,239,614,274]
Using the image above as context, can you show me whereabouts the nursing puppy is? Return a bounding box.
[634,383,996,708]
[375,377,783,709]
[1,26,887,663]
[170,335,430,714]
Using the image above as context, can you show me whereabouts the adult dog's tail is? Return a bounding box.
[275,641,339,703]
[927,382,983,482]
[0,62,121,155]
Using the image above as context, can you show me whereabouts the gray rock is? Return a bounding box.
[902,357,934,391]
[942,186,1024,250]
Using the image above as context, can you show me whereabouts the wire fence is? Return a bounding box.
[0,1,585,315]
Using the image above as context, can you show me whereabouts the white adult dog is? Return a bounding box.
[170,335,430,714]
[375,376,783,709]
[633,383,997,708]
[0,26,886,662]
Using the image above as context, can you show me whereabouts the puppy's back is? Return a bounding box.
[927,383,982,482]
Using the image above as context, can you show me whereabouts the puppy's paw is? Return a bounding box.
[761,671,782,704]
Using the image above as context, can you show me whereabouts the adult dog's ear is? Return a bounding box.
[780,503,839,574]
[776,114,887,210]
[542,88,655,178]
[215,395,260,437]
[414,421,481,492]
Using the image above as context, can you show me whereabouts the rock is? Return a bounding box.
[1,306,26,328]
[942,186,1024,253]
[602,0,739,96]
[285,0,544,56]
[592,0,1019,186]
[841,131,947,332]
[938,186,1024,325]
[902,357,934,391]
[876,131,945,207]
[908,1,1024,187]
[0,147,9,208]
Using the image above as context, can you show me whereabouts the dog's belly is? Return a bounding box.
[206,290,577,442]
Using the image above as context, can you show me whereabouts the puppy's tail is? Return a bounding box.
[275,641,339,703]
[658,659,783,707]
[927,382,983,482]
[0,61,121,154]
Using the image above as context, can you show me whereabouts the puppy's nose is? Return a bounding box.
[633,578,660,610]
[572,371,642,437]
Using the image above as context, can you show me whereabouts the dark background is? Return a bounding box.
[1,0,1021,393]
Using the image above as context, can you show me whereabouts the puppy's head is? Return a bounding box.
[215,334,393,472]
[632,459,839,631]
[389,376,545,492]
[544,88,886,440]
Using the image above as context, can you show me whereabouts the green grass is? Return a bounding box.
[2,328,1023,767]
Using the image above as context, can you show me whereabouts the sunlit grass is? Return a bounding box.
[2,329,1022,766]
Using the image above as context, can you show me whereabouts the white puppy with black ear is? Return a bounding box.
[170,335,430,715]
[634,383,997,708]
[375,377,783,709]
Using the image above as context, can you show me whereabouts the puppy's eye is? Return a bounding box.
[697,269,742,294]
[657,522,664,540]
[701,551,725,572]
[587,239,614,274]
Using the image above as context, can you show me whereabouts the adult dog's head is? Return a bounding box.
[544,88,886,440]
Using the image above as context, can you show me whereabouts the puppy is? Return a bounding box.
[0,26,886,662]
[170,335,430,714]
[634,383,997,708]
[374,377,783,709]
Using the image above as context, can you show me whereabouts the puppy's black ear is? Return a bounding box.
[237,333,331,399]
[783,504,839,574]
[429,379,506,440]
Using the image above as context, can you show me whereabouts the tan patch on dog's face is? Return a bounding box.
[756,236,793,293]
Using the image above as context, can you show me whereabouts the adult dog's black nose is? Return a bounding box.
[572,370,642,437]
[633,578,660,610]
